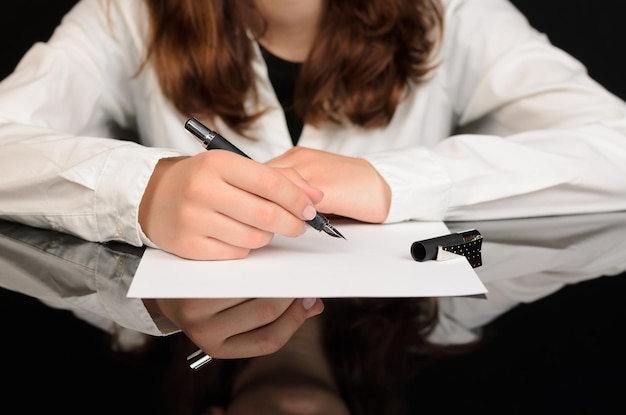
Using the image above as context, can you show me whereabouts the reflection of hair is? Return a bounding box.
[321,298,480,415]
[323,298,439,415]
[152,297,484,415]
[143,0,443,137]
[324,298,437,415]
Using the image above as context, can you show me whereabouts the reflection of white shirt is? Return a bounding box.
[0,223,167,346]
[431,212,626,344]
[2,212,626,347]
[1,0,626,248]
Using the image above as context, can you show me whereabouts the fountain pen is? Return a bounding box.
[184,117,345,239]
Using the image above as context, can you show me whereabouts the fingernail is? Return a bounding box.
[302,205,317,220]
[302,298,317,310]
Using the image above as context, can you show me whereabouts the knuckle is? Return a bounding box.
[174,299,204,323]
[180,177,206,200]
[255,168,283,191]
[241,230,273,249]
[254,203,280,227]
[254,301,283,325]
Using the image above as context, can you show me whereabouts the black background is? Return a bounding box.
[1,1,626,413]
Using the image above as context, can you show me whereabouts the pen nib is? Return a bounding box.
[306,213,346,239]
[322,223,346,239]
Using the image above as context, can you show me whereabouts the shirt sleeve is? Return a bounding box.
[0,0,183,246]
[367,0,626,223]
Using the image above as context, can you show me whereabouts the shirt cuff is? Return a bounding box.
[364,147,452,223]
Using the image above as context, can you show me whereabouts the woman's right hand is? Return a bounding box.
[138,150,324,260]
[144,297,324,359]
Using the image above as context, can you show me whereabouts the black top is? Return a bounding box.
[259,43,304,145]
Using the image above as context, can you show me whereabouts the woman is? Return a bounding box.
[1,0,626,361]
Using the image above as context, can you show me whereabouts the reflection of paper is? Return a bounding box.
[127,220,487,298]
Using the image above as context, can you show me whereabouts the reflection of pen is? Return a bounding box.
[184,117,345,239]
[186,349,213,371]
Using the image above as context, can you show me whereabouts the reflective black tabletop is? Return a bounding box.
[2,212,625,413]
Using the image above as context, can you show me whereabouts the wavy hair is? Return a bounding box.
[143,0,443,137]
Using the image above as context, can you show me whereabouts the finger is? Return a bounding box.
[164,231,253,260]
[209,183,308,238]
[161,298,248,328]
[196,209,277,250]
[219,153,318,221]
[183,298,293,359]
[213,298,324,358]
[164,189,300,259]
[206,298,296,342]
[190,152,316,237]
[276,167,324,205]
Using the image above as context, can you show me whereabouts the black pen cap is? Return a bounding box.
[410,233,466,262]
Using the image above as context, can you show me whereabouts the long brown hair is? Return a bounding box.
[143,0,443,137]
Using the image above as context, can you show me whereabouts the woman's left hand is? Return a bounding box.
[266,147,391,223]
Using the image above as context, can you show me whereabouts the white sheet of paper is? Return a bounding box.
[127,220,487,298]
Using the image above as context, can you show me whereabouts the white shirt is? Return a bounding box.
[1,0,626,339]
[1,0,626,245]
